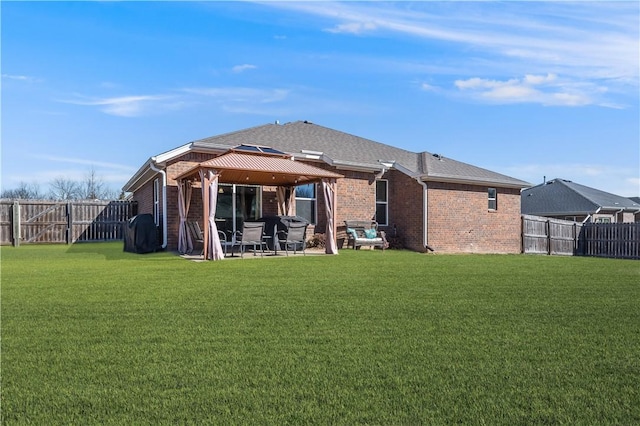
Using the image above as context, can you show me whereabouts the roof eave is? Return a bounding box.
[122,158,157,193]
[421,174,531,189]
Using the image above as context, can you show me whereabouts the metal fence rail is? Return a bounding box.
[0,199,137,246]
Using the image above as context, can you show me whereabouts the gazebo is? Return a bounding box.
[174,145,343,260]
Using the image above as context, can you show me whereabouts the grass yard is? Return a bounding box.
[1,242,639,425]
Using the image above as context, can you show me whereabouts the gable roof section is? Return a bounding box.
[191,121,530,188]
[192,121,421,172]
[420,152,530,188]
[522,178,640,216]
[124,120,530,191]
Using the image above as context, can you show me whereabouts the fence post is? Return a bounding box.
[66,202,72,244]
[12,200,21,247]
[546,219,551,255]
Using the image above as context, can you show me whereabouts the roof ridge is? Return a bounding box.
[553,178,598,206]
[190,123,275,144]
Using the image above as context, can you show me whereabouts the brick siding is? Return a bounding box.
[426,182,522,253]
[132,154,522,253]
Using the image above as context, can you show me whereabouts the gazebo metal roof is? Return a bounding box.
[174,148,342,186]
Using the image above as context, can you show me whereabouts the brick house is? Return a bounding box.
[123,121,530,254]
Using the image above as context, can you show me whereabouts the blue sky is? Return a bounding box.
[2,1,638,197]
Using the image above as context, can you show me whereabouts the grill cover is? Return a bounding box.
[123,214,158,254]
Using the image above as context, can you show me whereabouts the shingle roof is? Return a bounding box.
[191,121,530,188]
[522,178,640,216]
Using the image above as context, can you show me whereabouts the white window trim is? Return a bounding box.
[376,179,389,226]
[488,187,497,211]
[296,183,317,225]
[153,178,160,225]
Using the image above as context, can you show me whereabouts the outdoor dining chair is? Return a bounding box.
[235,221,266,258]
[277,221,308,256]
[188,221,231,257]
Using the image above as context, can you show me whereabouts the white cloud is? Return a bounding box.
[59,94,178,117]
[454,74,595,106]
[232,64,257,73]
[182,87,289,104]
[420,82,437,92]
[2,73,40,82]
[35,155,136,172]
[261,1,638,107]
[325,21,377,35]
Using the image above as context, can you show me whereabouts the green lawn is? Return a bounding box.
[1,243,639,425]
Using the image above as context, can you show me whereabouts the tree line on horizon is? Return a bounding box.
[1,168,124,201]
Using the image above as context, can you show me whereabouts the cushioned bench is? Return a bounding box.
[344,220,388,250]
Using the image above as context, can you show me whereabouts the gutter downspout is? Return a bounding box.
[582,207,602,224]
[416,179,432,252]
[149,160,168,249]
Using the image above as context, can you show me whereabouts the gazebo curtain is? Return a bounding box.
[177,180,193,254]
[322,179,338,255]
[276,186,296,216]
[199,169,225,260]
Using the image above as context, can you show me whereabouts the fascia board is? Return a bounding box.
[153,143,193,164]
[421,174,531,189]
[122,159,156,192]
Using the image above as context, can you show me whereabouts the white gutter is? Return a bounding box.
[582,207,602,224]
[416,178,430,251]
[149,161,168,249]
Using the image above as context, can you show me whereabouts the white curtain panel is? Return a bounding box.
[322,179,338,254]
[177,180,193,254]
[199,170,225,260]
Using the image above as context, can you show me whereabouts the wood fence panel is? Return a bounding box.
[71,201,135,242]
[0,199,137,245]
[522,215,549,254]
[580,223,640,260]
[0,202,12,245]
[548,220,578,255]
[21,201,68,244]
[522,215,581,256]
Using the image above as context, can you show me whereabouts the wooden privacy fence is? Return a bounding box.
[578,222,640,260]
[522,215,582,256]
[522,215,640,259]
[0,200,137,246]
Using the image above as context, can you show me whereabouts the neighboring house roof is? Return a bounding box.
[522,178,640,216]
[124,120,530,191]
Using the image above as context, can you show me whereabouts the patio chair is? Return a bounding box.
[235,221,266,258]
[187,221,205,255]
[188,221,230,257]
[277,221,308,256]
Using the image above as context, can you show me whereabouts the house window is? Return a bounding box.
[595,217,611,223]
[488,188,497,210]
[296,183,316,225]
[153,178,160,225]
[376,180,388,225]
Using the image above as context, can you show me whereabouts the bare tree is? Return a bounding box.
[1,181,43,199]
[82,167,109,199]
[49,177,82,200]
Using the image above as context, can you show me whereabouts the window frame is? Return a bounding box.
[153,178,160,225]
[375,179,389,226]
[295,183,317,225]
[488,187,497,211]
